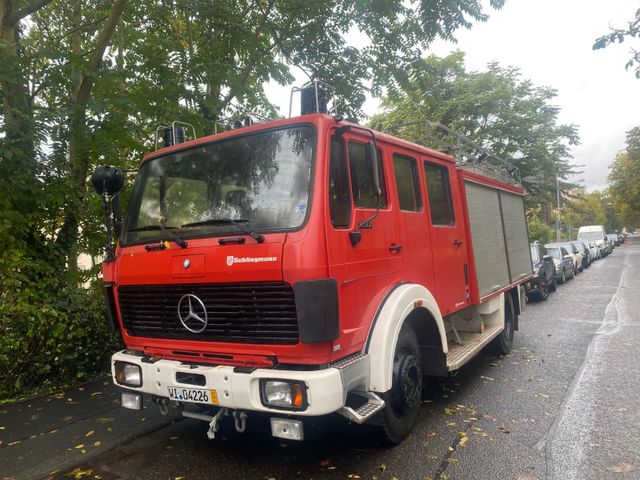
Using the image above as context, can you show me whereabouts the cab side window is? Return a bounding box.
[329,137,351,228]
[424,162,454,225]
[348,142,388,209]
[393,154,421,212]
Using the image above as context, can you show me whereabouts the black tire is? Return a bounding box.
[539,277,549,301]
[378,324,423,445]
[558,269,566,285]
[549,274,557,292]
[491,293,515,355]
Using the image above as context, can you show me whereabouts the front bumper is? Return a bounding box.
[111,350,348,416]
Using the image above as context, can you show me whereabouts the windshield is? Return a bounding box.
[122,126,315,245]
[548,247,562,259]
[577,231,603,241]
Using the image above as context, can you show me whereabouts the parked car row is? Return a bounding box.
[525,230,622,302]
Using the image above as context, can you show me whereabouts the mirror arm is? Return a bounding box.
[331,124,382,247]
[100,190,116,263]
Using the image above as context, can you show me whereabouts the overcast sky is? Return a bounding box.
[268,0,640,191]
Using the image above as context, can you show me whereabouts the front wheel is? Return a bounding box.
[539,277,549,301]
[558,269,566,284]
[378,324,423,445]
[491,293,515,355]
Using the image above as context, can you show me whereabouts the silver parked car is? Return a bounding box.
[545,244,575,284]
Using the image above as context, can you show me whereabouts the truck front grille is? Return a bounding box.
[117,282,299,345]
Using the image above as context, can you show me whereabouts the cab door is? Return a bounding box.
[422,158,470,316]
[325,135,401,355]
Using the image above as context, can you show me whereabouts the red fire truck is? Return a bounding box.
[93,88,532,444]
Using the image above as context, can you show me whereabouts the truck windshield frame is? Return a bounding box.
[121,124,317,247]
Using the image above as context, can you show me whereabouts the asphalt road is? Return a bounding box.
[5,239,640,480]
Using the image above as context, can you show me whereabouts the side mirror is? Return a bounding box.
[368,141,380,196]
[92,165,124,196]
[543,254,552,260]
[563,255,571,260]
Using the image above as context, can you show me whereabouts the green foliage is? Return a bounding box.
[527,217,555,244]
[608,127,640,228]
[593,9,640,78]
[368,52,580,205]
[0,0,505,397]
[0,250,119,400]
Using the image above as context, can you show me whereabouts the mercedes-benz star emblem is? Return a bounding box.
[183,258,191,269]
[177,294,208,333]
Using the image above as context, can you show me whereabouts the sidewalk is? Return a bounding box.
[0,377,179,480]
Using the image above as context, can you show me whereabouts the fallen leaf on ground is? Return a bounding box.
[85,430,94,437]
[71,468,93,479]
[95,417,114,423]
[74,444,84,449]
[535,393,549,399]
[607,463,634,473]
[94,441,101,447]
[379,463,387,472]
[444,407,455,415]
[480,376,494,381]
[170,436,179,440]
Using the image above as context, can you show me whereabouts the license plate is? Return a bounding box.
[168,386,219,405]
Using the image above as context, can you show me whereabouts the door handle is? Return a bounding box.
[453,239,463,247]
[389,243,403,253]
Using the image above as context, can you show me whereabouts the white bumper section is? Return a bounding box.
[111,350,348,416]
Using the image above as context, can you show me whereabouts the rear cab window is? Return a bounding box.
[424,161,454,225]
[393,154,421,212]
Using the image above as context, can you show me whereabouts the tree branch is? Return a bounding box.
[73,0,129,106]
[6,0,55,25]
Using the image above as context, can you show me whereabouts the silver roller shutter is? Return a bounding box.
[464,182,510,297]
[499,191,532,282]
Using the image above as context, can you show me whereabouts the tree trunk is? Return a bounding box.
[0,0,38,242]
[55,0,128,275]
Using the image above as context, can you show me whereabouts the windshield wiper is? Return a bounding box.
[181,218,265,243]
[128,224,188,248]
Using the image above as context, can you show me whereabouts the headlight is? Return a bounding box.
[553,258,561,266]
[260,379,307,410]
[114,361,142,387]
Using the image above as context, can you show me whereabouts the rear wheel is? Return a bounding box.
[491,293,515,355]
[378,324,423,445]
[558,269,566,284]
[549,274,557,292]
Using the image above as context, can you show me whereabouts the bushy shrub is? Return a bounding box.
[0,249,119,400]
[528,217,555,244]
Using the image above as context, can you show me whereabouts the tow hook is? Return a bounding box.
[233,410,247,433]
[152,395,170,416]
[207,408,228,439]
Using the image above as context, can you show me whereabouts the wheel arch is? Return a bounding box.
[364,283,447,392]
